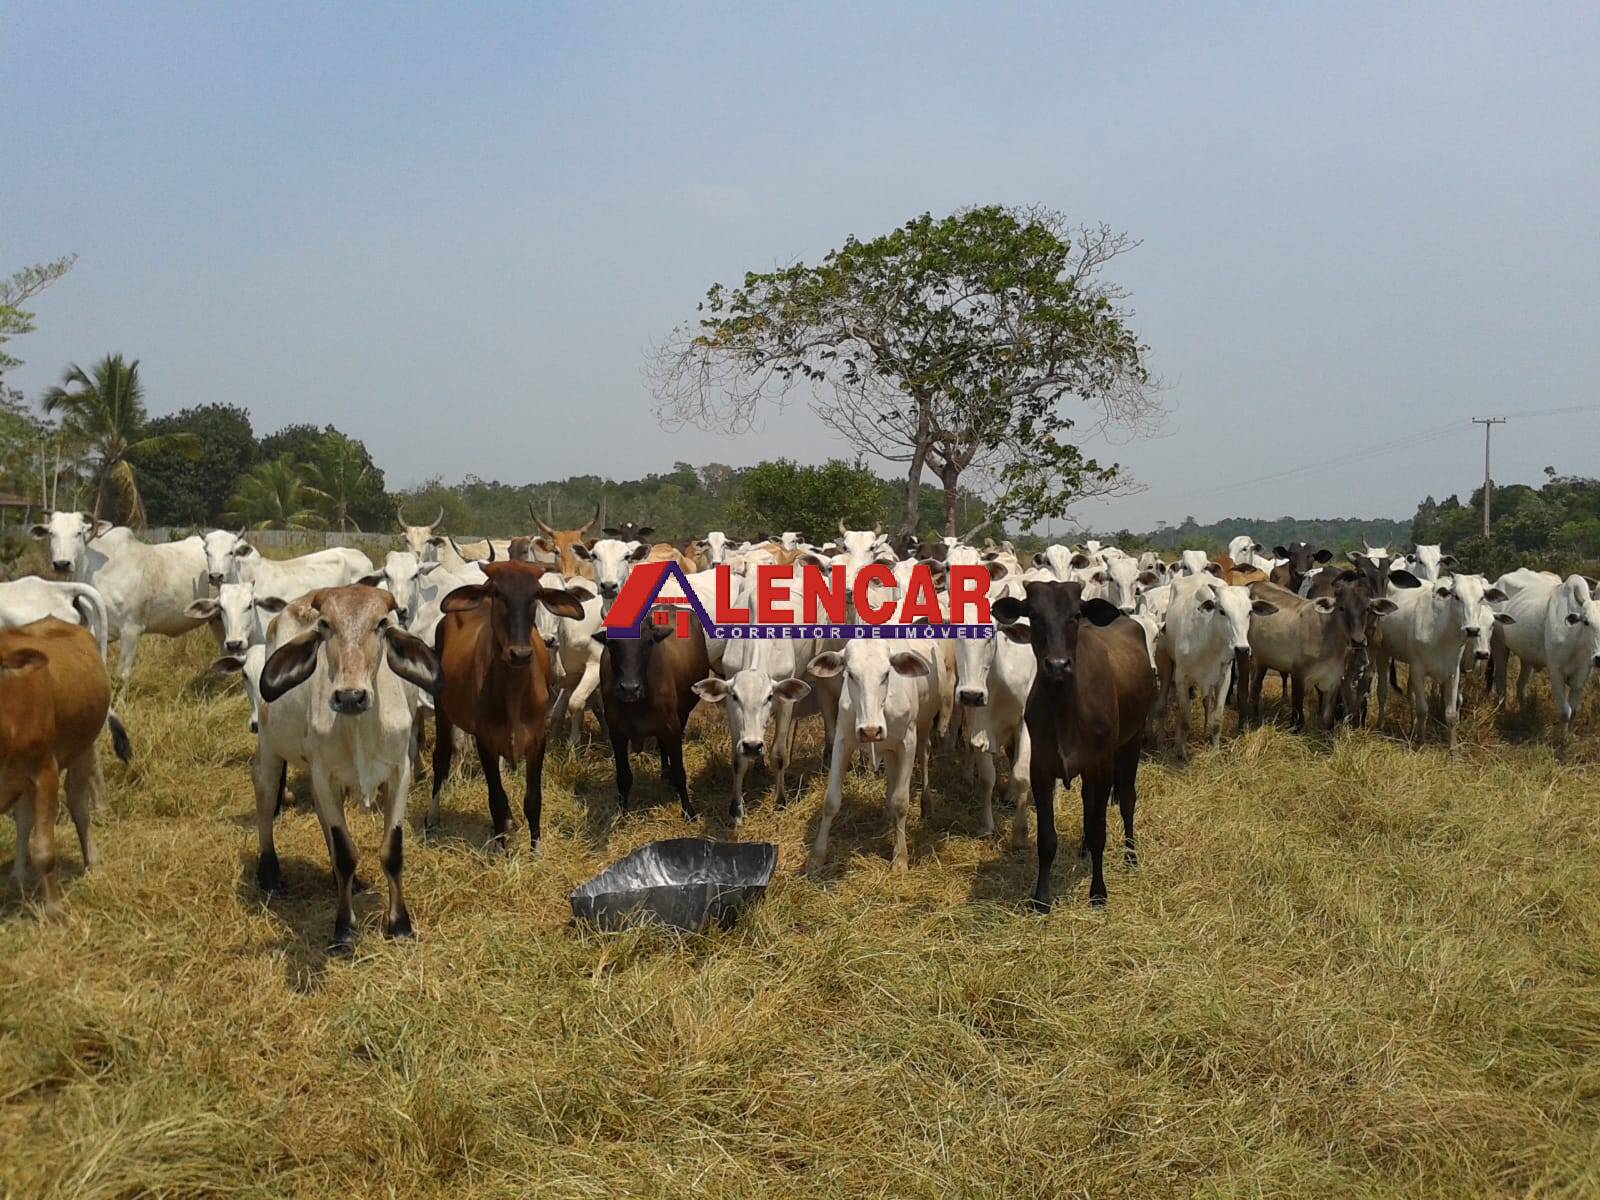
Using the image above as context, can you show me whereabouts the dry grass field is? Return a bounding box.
[3,622,1600,1198]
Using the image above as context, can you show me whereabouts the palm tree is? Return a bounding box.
[40,354,199,526]
[225,455,329,531]
[307,432,370,533]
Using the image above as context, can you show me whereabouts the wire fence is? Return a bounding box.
[144,528,423,554]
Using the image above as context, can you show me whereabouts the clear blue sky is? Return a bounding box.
[6,1,1597,530]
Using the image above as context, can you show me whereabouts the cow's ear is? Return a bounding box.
[691,677,730,702]
[773,677,812,703]
[533,537,555,553]
[1199,596,1217,613]
[889,651,929,678]
[627,543,652,562]
[1069,553,1092,569]
[417,561,443,577]
[648,617,675,642]
[234,542,258,557]
[254,595,288,614]
[1137,571,1161,587]
[185,598,220,620]
[441,584,491,613]
[1483,586,1508,603]
[986,560,1010,581]
[806,651,844,678]
[1272,546,1290,558]
[1203,561,1222,577]
[382,626,443,695]
[563,580,596,601]
[93,520,114,538]
[1388,569,1422,590]
[1438,554,1458,568]
[1493,612,1515,625]
[569,543,593,560]
[1080,598,1122,627]
[998,622,1032,643]
[259,629,323,702]
[210,655,245,674]
[635,527,655,541]
[1250,599,1279,617]
[602,527,621,537]
[1367,598,1399,616]
[29,524,48,540]
[1032,552,1047,567]
[1313,597,1337,614]
[357,572,385,588]
[533,587,587,621]
[797,552,830,570]
[590,629,608,645]
[991,596,1028,625]
[1313,548,1333,563]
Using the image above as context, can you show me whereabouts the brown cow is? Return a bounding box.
[533,501,602,577]
[1245,579,1397,731]
[0,618,130,913]
[593,609,711,820]
[991,582,1156,911]
[429,563,587,851]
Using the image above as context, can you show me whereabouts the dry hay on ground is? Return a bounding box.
[2,628,1600,1198]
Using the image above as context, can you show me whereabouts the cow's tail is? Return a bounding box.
[107,711,133,764]
[69,584,111,663]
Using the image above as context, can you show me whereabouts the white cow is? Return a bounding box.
[1082,554,1153,615]
[1490,570,1600,740]
[0,576,111,661]
[1374,571,1510,748]
[1226,535,1262,565]
[1404,544,1456,582]
[185,582,263,654]
[536,573,608,745]
[212,642,268,734]
[396,505,445,561]
[570,537,648,605]
[218,534,373,593]
[804,639,942,874]
[694,650,814,824]
[1157,577,1276,757]
[1172,549,1219,579]
[360,551,446,626]
[1032,544,1088,582]
[34,512,209,678]
[251,586,441,951]
[951,576,1034,845]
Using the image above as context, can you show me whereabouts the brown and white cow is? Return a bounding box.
[533,502,602,578]
[254,586,442,952]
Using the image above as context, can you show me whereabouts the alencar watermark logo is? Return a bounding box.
[603,562,996,640]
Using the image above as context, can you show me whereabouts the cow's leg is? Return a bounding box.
[884,736,915,873]
[1550,670,1572,745]
[664,736,693,821]
[1407,668,1429,742]
[567,659,603,745]
[1007,723,1032,850]
[115,624,141,681]
[1289,672,1306,731]
[1027,737,1058,912]
[476,739,512,851]
[1082,768,1112,907]
[427,705,456,831]
[379,775,412,939]
[975,742,997,837]
[771,698,795,808]
[1114,737,1141,867]
[310,767,357,953]
[806,730,852,875]
[1202,684,1222,751]
[1375,650,1392,724]
[1249,663,1267,729]
[1172,673,1191,760]
[1516,659,1533,714]
[26,761,63,914]
[522,734,547,851]
[609,721,634,812]
[252,748,286,895]
[10,795,32,890]
[547,686,572,740]
[411,708,428,778]
[917,728,932,819]
[730,745,750,825]
[62,748,101,871]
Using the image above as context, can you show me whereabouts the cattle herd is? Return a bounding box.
[3,506,1599,949]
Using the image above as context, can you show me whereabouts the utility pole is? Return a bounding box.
[1472,417,1506,537]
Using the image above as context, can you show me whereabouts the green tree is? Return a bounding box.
[225,455,328,531]
[651,205,1159,535]
[308,431,372,532]
[726,458,886,542]
[261,423,390,529]
[41,355,200,526]
[0,254,75,387]
[136,403,257,526]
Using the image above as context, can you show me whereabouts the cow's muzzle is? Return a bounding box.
[52,560,71,573]
[857,724,885,743]
[958,688,987,707]
[599,583,619,599]
[331,688,370,714]
[739,739,764,757]
[208,572,225,587]
[617,682,645,703]
[224,639,247,654]
[506,646,534,667]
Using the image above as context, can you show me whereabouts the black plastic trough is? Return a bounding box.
[569,838,778,933]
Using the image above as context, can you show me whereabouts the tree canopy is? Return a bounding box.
[137,404,258,526]
[650,205,1160,536]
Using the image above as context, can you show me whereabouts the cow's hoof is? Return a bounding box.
[351,875,371,895]
[256,854,283,897]
[1088,892,1107,909]
[526,838,541,858]
[328,928,356,957]
[384,913,415,941]
[1027,895,1053,914]
[1124,848,1139,868]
